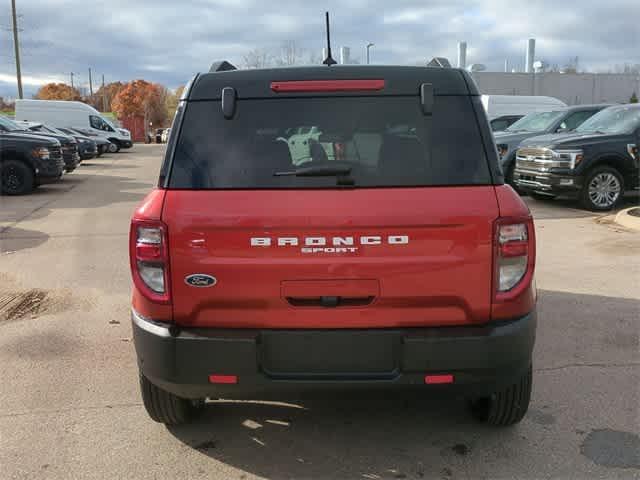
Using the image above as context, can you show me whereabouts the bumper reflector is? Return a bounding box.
[209,374,238,384]
[424,374,454,385]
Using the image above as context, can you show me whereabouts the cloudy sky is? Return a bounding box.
[1,0,638,98]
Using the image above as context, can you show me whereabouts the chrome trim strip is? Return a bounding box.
[131,309,171,338]
[514,179,553,189]
[514,168,551,177]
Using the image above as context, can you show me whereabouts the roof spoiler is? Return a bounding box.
[209,61,237,73]
[427,57,451,68]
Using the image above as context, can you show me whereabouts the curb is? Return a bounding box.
[614,208,640,231]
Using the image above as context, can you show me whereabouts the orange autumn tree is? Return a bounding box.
[90,81,125,111]
[112,80,168,127]
[36,83,81,101]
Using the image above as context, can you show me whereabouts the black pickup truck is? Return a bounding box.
[18,123,81,172]
[514,104,640,211]
[1,115,65,195]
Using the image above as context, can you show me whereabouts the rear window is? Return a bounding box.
[168,96,491,189]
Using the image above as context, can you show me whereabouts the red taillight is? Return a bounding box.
[270,79,385,93]
[492,217,536,318]
[495,220,530,294]
[129,219,171,304]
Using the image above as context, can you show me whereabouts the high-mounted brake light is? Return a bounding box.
[209,375,238,385]
[130,219,171,303]
[270,79,385,93]
[425,374,454,385]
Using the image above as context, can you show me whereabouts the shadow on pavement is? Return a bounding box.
[165,289,639,479]
[0,227,49,253]
[0,172,149,227]
[169,393,492,479]
[79,162,140,169]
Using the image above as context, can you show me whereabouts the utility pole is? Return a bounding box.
[11,0,23,99]
[88,68,93,96]
[70,72,75,89]
[101,74,107,112]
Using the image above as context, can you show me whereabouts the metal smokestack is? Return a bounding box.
[525,38,535,73]
[457,41,467,69]
[340,46,350,65]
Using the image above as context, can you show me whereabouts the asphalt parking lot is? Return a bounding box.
[0,145,638,479]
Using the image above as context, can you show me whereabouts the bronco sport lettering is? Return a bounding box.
[251,235,409,254]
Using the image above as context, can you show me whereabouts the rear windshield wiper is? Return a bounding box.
[274,165,352,177]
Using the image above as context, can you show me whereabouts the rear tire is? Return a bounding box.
[1,160,35,195]
[139,373,204,425]
[468,366,532,426]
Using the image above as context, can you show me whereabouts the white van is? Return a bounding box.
[481,95,567,120]
[15,99,132,152]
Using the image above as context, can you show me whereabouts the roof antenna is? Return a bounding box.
[322,11,337,66]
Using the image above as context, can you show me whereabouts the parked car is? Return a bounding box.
[56,127,104,159]
[161,128,171,143]
[481,95,566,121]
[490,115,524,132]
[155,129,165,144]
[494,104,612,186]
[0,115,65,195]
[67,127,112,156]
[20,122,97,161]
[514,104,640,211]
[14,99,132,152]
[130,63,537,427]
[15,121,80,172]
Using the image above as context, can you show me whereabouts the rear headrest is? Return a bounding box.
[250,138,292,172]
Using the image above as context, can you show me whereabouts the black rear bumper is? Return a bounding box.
[133,311,536,400]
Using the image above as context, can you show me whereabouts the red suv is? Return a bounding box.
[130,63,536,426]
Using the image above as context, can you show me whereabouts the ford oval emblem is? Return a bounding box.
[185,274,217,287]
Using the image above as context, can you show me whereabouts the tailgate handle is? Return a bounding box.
[286,296,374,308]
[320,296,339,308]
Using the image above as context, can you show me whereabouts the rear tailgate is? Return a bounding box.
[163,186,498,328]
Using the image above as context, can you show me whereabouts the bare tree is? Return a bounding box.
[242,48,273,69]
[614,63,640,74]
[277,40,305,66]
[562,56,579,74]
